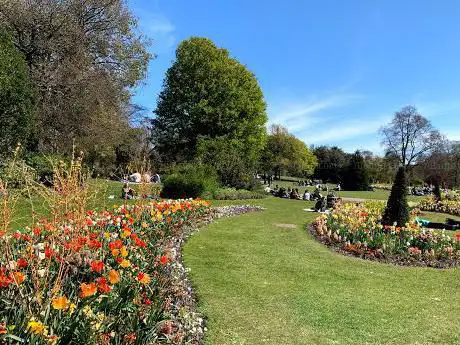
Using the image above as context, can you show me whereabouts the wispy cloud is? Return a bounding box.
[301,116,389,145]
[134,11,176,53]
[268,93,364,133]
[146,20,175,35]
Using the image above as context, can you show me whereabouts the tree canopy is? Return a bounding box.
[260,125,317,179]
[152,37,267,164]
[312,146,348,183]
[0,0,151,155]
[342,151,370,191]
[0,26,35,155]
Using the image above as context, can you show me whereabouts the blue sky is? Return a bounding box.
[129,0,460,154]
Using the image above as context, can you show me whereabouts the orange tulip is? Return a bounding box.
[137,272,151,285]
[80,282,97,298]
[12,272,25,285]
[108,270,120,284]
[52,296,69,310]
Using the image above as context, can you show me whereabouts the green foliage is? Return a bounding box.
[261,125,317,178]
[161,164,219,199]
[342,151,370,191]
[24,153,66,180]
[382,167,410,226]
[196,137,262,190]
[152,37,267,164]
[0,27,35,155]
[312,146,348,183]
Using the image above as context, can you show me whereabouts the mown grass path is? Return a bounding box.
[183,198,460,345]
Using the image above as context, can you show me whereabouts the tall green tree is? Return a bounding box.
[0,26,34,155]
[152,37,267,164]
[342,151,370,191]
[312,146,348,183]
[260,125,317,179]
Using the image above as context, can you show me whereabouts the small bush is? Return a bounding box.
[25,153,65,180]
[161,164,218,199]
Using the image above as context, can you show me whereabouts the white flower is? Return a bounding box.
[34,243,45,250]
[38,252,46,260]
[37,269,46,277]
[7,261,17,270]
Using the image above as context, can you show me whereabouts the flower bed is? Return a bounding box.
[311,201,460,268]
[418,197,460,216]
[0,200,264,344]
[0,199,213,344]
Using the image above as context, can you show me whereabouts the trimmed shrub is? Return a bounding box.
[161,164,218,199]
[433,181,442,201]
[382,167,410,226]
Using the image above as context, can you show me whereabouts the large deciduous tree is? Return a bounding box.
[379,106,443,169]
[0,26,35,156]
[0,0,150,154]
[152,37,267,165]
[260,125,317,179]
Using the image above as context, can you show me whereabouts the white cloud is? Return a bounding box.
[146,20,175,35]
[300,115,391,145]
[135,12,176,53]
[268,93,364,133]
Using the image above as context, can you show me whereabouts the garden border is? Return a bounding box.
[308,221,460,269]
[162,205,265,344]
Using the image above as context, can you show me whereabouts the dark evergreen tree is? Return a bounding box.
[342,151,370,191]
[382,167,410,227]
[433,181,442,201]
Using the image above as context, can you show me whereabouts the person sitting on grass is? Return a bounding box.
[312,188,321,201]
[303,190,311,201]
[280,188,289,198]
[290,188,301,200]
[122,183,136,200]
[314,195,326,212]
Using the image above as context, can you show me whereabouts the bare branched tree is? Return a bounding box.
[379,106,443,169]
[0,0,151,154]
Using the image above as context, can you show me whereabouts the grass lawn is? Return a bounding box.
[184,198,460,345]
[420,211,460,224]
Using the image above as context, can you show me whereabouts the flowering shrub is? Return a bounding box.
[312,201,460,267]
[418,197,460,216]
[0,199,211,344]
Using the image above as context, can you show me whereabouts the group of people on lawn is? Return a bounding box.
[121,172,161,200]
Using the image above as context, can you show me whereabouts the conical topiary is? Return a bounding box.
[382,167,410,227]
[433,181,442,202]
